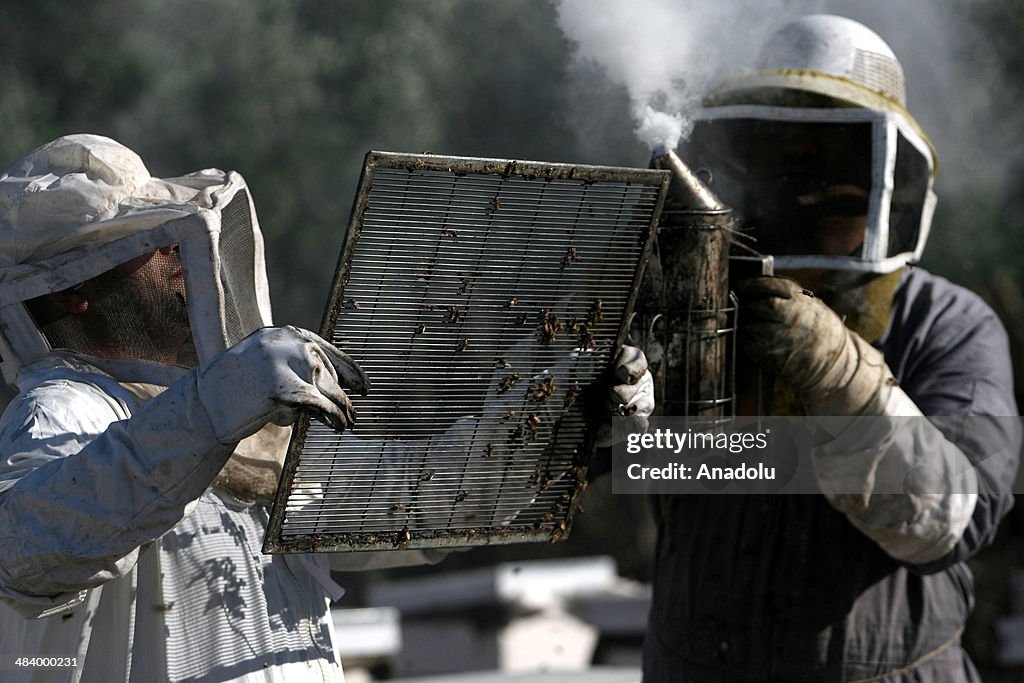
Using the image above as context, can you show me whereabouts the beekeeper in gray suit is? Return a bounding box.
[645,14,1022,682]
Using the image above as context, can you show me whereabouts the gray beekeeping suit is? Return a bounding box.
[643,15,1022,681]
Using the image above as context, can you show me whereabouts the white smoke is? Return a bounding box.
[815,3,1018,196]
[554,0,808,152]
[635,107,683,156]
[554,0,1012,199]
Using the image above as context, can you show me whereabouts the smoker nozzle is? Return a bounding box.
[650,149,729,214]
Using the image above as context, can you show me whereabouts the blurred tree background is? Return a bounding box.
[2,0,1022,676]
[0,0,642,332]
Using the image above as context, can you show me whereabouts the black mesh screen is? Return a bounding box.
[887,134,929,258]
[685,117,873,258]
[26,248,196,367]
[218,191,264,346]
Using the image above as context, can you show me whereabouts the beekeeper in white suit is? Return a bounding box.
[0,134,654,682]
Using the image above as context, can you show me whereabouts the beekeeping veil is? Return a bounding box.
[0,134,272,386]
[684,14,937,275]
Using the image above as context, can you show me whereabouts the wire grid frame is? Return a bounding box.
[264,151,668,553]
[629,217,739,426]
[634,291,738,421]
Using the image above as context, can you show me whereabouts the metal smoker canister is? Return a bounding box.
[645,149,733,421]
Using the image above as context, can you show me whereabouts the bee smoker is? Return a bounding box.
[639,149,734,420]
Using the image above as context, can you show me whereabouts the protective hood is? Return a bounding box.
[684,105,935,273]
[0,134,272,386]
[685,15,937,274]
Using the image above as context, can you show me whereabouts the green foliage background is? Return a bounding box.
[0,0,643,331]
[2,0,1023,675]
[3,1,1018,333]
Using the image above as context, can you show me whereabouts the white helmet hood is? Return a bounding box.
[0,134,273,385]
[689,15,937,274]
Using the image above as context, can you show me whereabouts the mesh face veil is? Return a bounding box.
[0,134,272,385]
[23,246,196,367]
[683,14,937,274]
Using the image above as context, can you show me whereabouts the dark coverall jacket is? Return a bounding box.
[644,268,1023,682]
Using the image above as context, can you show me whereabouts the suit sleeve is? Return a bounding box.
[901,303,1021,572]
[0,373,234,616]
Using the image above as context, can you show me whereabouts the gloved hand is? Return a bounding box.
[195,325,370,444]
[595,345,655,446]
[736,277,983,564]
[735,276,893,416]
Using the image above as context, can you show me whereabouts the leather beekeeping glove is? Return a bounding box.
[595,345,655,447]
[196,325,370,444]
[735,276,894,416]
[737,276,979,564]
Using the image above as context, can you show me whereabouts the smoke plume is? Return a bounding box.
[553,0,1016,200]
[554,0,802,152]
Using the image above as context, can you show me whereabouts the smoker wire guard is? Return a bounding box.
[263,151,670,554]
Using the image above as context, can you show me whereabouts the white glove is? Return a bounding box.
[595,345,655,447]
[609,345,655,413]
[195,325,370,444]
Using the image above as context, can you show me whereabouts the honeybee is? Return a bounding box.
[528,413,544,440]
[560,246,581,270]
[539,309,565,344]
[578,327,596,350]
[528,375,556,401]
[498,372,522,393]
[564,382,581,408]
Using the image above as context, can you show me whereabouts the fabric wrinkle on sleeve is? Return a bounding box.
[855,272,1023,571]
[0,369,236,603]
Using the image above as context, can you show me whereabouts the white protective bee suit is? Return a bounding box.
[0,135,655,683]
[0,134,380,683]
